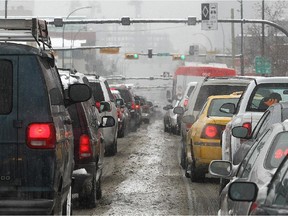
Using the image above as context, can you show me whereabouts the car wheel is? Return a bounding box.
[62,186,72,215]
[96,177,102,200]
[118,123,125,138]
[180,148,186,169]
[79,174,97,208]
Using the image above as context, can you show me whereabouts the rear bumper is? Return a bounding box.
[0,199,54,215]
[193,144,222,167]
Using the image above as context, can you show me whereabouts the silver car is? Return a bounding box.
[209,121,288,215]
[87,75,118,156]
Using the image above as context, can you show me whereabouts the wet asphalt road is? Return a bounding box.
[73,118,220,215]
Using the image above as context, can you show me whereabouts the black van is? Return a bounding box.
[0,18,91,215]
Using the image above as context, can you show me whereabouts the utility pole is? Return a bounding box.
[5,0,8,18]
[261,0,266,76]
[231,8,236,70]
[240,0,244,76]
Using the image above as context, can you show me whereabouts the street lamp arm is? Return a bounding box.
[218,19,288,37]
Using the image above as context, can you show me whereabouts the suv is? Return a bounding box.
[87,75,118,156]
[175,76,253,175]
[0,19,91,215]
[110,84,140,131]
[221,77,288,165]
[59,69,115,208]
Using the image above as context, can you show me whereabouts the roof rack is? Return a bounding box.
[0,18,52,50]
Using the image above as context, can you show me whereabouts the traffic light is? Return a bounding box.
[172,54,186,60]
[148,49,153,58]
[125,53,139,59]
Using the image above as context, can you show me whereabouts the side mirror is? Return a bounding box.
[100,101,111,112]
[100,116,115,128]
[116,98,125,107]
[68,83,92,103]
[163,104,173,110]
[220,103,236,114]
[181,115,195,124]
[232,126,250,139]
[228,182,258,202]
[209,160,233,178]
[126,102,132,109]
[173,106,184,115]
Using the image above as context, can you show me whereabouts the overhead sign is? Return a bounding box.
[201,3,218,30]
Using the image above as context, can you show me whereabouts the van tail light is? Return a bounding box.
[201,124,223,139]
[79,134,92,159]
[135,104,140,109]
[242,122,252,136]
[184,99,189,108]
[95,102,101,111]
[27,123,56,149]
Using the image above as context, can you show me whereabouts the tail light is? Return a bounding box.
[79,134,92,159]
[27,123,56,149]
[131,102,135,110]
[95,101,101,111]
[184,99,189,108]
[242,122,252,136]
[201,124,222,139]
[135,104,140,109]
[249,202,258,214]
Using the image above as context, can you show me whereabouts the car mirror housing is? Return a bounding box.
[209,160,233,177]
[173,106,184,115]
[68,83,92,103]
[100,116,115,128]
[220,103,236,114]
[181,115,195,124]
[228,181,258,202]
[232,126,250,139]
[116,98,125,107]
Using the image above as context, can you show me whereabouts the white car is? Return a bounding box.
[221,76,288,166]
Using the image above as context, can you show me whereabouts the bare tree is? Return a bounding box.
[245,0,288,76]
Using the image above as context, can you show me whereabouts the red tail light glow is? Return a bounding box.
[249,202,258,214]
[95,102,101,111]
[135,104,140,109]
[242,122,252,136]
[79,134,92,159]
[204,125,218,138]
[274,148,288,159]
[131,102,135,110]
[27,123,56,149]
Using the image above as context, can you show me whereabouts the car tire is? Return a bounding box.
[62,186,72,215]
[96,177,102,200]
[79,174,97,209]
[118,124,125,138]
[180,148,186,169]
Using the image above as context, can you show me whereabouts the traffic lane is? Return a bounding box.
[73,119,219,215]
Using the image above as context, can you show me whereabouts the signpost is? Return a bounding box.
[255,56,271,75]
[201,3,218,30]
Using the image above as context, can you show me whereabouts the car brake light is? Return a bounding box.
[184,99,189,108]
[27,123,56,149]
[95,102,101,111]
[135,104,140,109]
[131,102,135,110]
[201,125,220,139]
[249,202,258,214]
[242,122,252,136]
[79,134,92,159]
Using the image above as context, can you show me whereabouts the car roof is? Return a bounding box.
[202,76,255,85]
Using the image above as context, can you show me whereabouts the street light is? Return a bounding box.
[62,6,92,67]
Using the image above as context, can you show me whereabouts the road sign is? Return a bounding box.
[156,53,170,56]
[201,3,218,30]
[255,56,271,74]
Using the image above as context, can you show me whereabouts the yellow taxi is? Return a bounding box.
[186,92,241,182]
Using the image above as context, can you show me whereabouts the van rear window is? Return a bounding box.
[0,60,13,114]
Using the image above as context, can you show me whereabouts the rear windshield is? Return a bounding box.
[117,89,132,103]
[208,98,239,117]
[89,82,104,102]
[194,85,246,111]
[266,131,288,169]
[247,83,288,112]
[0,60,13,114]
